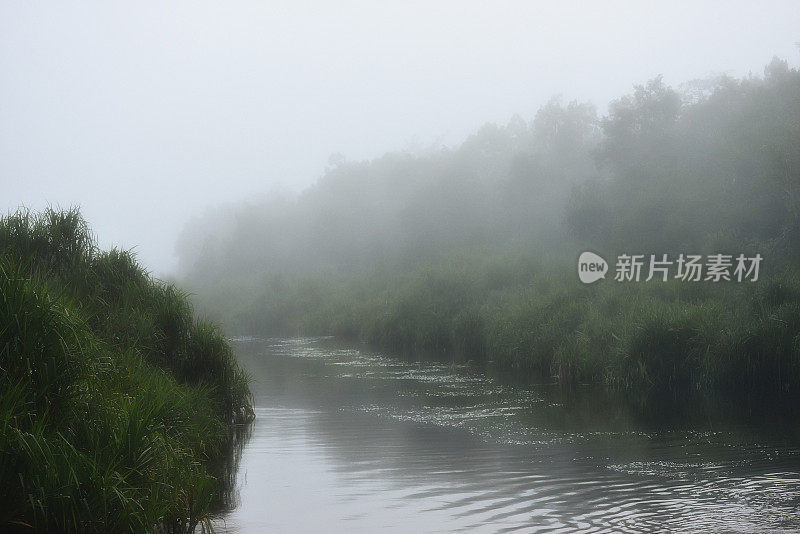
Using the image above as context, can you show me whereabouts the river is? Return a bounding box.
[215,337,800,533]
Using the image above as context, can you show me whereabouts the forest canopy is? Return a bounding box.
[179,58,799,281]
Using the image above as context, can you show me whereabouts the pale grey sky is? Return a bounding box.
[2,1,799,275]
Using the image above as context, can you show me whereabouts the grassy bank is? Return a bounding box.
[203,252,800,398]
[0,208,253,533]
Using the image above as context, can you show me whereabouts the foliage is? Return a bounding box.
[0,208,253,533]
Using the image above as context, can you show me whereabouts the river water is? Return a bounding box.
[216,337,800,533]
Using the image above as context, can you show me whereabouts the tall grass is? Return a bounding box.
[217,250,800,397]
[0,208,253,533]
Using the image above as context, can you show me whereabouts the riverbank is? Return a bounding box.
[193,253,800,398]
[0,209,253,533]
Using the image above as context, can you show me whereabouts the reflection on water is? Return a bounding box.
[211,420,252,515]
[216,337,800,533]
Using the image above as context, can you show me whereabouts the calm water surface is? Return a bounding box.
[216,337,800,533]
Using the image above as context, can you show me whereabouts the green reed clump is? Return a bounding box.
[224,250,800,397]
[0,208,253,533]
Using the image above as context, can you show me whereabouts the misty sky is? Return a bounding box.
[2,1,799,275]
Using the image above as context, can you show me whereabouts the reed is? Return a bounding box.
[221,253,800,397]
[0,208,253,533]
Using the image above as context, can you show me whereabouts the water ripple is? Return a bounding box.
[217,337,800,533]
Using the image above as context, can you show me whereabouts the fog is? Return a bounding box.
[2,1,798,275]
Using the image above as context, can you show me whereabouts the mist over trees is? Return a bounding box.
[571,58,800,256]
[177,96,599,280]
[179,58,799,287]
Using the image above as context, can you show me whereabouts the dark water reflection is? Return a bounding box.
[216,337,800,533]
